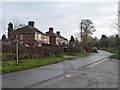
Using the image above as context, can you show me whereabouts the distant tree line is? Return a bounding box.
[1,18,26,42]
[98,34,119,49]
[91,34,119,52]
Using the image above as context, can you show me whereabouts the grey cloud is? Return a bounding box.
[2,1,118,39]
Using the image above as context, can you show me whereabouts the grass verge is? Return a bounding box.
[101,48,120,60]
[0,61,2,73]
[2,56,64,74]
[2,52,88,74]
[65,52,88,57]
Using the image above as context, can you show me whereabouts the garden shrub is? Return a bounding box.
[2,43,63,61]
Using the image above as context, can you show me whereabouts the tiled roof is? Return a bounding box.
[13,25,35,34]
[33,27,47,36]
[12,25,47,35]
[56,34,68,41]
[46,31,56,36]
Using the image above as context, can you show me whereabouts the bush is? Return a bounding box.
[2,44,63,61]
[42,45,63,57]
[65,46,83,54]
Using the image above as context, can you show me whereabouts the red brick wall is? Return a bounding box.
[22,33,34,41]
[22,33,35,46]
[49,36,56,45]
[10,33,37,46]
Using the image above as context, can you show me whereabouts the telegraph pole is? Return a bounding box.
[80,21,84,51]
[81,22,82,42]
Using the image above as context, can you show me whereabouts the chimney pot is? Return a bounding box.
[28,21,35,27]
[49,27,54,32]
[56,31,60,35]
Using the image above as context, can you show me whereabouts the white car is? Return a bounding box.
[92,47,98,52]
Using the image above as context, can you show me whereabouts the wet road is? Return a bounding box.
[2,50,113,88]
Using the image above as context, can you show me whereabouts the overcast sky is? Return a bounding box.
[1,0,119,40]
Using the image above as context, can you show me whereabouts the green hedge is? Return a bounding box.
[2,44,63,61]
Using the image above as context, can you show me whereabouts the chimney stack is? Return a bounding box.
[56,31,60,35]
[28,21,35,27]
[49,27,54,32]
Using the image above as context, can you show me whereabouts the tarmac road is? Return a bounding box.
[2,50,117,88]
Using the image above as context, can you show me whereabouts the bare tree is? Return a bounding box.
[79,19,96,36]
[111,22,120,31]
[12,18,26,29]
[79,19,96,51]
[74,32,81,41]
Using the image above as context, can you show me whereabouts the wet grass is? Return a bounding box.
[0,61,2,73]
[111,51,120,60]
[65,52,88,57]
[2,51,89,74]
[101,48,120,60]
[2,56,64,74]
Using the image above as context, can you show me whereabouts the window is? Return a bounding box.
[35,33,38,40]
[20,35,23,40]
[38,34,41,40]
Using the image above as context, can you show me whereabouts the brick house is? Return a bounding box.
[10,21,68,47]
[10,21,49,47]
[46,27,57,45]
[56,31,68,45]
[46,27,68,45]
